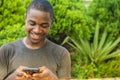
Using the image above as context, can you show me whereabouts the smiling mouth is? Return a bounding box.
[30,32,43,40]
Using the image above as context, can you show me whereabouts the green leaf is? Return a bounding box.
[93,21,99,50]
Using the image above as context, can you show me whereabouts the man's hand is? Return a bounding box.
[5,66,69,80]
[32,66,58,80]
[6,66,32,80]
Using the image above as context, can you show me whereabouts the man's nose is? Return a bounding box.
[33,25,43,33]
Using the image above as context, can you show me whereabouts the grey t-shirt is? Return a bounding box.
[0,39,71,79]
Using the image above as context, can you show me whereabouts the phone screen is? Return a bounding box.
[22,68,39,75]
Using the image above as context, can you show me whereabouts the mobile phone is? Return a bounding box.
[22,68,40,75]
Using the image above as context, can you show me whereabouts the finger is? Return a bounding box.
[16,77,30,80]
[17,66,29,71]
[32,73,49,80]
[39,66,47,73]
[18,66,26,70]
[16,74,32,80]
[16,72,23,77]
[16,66,28,74]
[16,71,31,78]
[32,70,49,78]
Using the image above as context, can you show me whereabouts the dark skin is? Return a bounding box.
[6,66,58,80]
[5,9,70,80]
[24,9,52,49]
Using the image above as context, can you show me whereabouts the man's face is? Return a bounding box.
[25,9,52,44]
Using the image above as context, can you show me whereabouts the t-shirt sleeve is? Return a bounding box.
[57,49,71,79]
[0,45,9,79]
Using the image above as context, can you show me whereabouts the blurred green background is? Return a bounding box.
[0,0,120,79]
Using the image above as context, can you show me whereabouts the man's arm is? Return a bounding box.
[3,69,16,80]
[4,66,71,80]
[57,49,71,79]
[0,45,9,80]
[4,66,32,80]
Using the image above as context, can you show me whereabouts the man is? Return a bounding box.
[0,0,71,80]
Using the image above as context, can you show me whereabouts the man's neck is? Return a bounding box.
[23,37,46,49]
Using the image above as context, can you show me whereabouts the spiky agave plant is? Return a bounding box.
[62,22,120,65]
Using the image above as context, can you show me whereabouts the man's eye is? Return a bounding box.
[41,24,49,28]
[42,26,49,28]
[30,22,35,26]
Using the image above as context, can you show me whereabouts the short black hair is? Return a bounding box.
[27,0,54,21]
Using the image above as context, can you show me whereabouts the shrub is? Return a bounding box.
[88,0,120,40]
[71,55,120,78]
[0,24,25,46]
[106,58,120,77]
[48,0,92,44]
[63,22,120,78]
[0,0,30,46]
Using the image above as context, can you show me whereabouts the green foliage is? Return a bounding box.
[62,22,120,78]
[71,57,100,78]
[0,0,30,46]
[48,0,91,44]
[0,0,120,78]
[104,57,120,77]
[0,0,24,30]
[0,24,25,46]
[88,0,120,40]
[71,54,120,78]
[63,22,120,65]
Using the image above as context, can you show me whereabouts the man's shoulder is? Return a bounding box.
[0,39,22,62]
[1,39,22,50]
[46,39,70,67]
[46,39,69,55]
[47,39,66,50]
